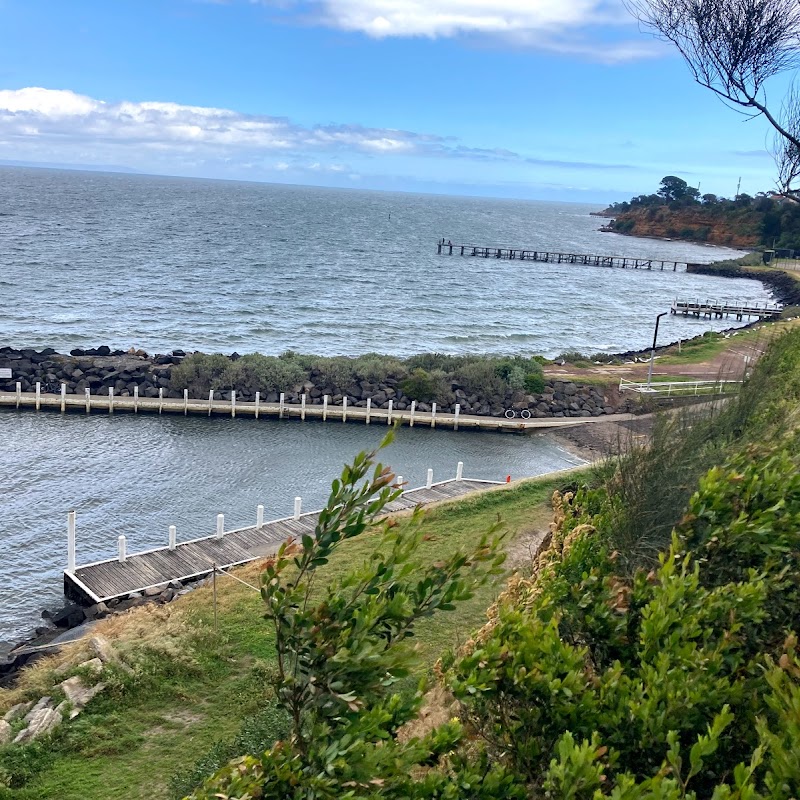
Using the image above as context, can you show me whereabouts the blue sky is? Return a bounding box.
[0,0,784,202]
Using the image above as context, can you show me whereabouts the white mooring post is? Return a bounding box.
[15,381,21,409]
[409,400,416,427]
[396,475,404,492]
[208,389,214,416]
[108,387,114,414]
[133,384,139,413]
[257,504,265,527]
[294,496,302,520]
[431,402,437,428]
[183,388,189,415]
[60,383,66,413]
[67,510,76,572]
[279,392,285,419]
[323,394,329,421]
[158,387,164,414]
[118,535,127,563]
[342,396,348,422]
[456,461,464,481]
[169,525,177,550]
[35,381,41,411]
[365,397,372,424]
[454,403,460,431]
[301,393,307,421]
[231,390,236,418]
[387,398,393,425]
[216,514,224,539]
[85,388,91,414]
[254,391,260,419]
[426,468,434,489]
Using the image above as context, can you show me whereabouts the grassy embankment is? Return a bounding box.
[0,472,577,800]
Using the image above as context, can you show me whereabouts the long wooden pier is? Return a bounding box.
[0,389,632,433]
[437,241,687,271]
[671,298,783,321]
[64,475,508,604]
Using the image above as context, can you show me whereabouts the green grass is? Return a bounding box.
[1,473,575,800]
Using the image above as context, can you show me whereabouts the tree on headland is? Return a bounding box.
[626,0,800,197]
[658,175,700,202]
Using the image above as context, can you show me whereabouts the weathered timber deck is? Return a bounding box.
[64,479,504,603]
[436,241,687,271]
[0,390,634,432]
[671,299,783,321]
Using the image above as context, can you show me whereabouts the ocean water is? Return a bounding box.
[0,166,773,644]
[0,167,768,358]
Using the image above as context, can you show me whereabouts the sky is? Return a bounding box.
[0,0,787,202]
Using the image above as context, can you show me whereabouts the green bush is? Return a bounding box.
[523,372,546,394]
[399,368,449,403]
[170,353,235,395]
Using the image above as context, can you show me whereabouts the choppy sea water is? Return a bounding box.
[0,167,774,644]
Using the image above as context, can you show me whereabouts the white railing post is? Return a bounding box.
[118,535,127,563]
[255,391,260,419]
[67,510,76,572]
[85,387,91,414]
[158,387,163,414]
[342,396,348,422]
[426,468,434,489]
[184,388,189,415]
[454,403,460,430]
[387,398,393,425]
[208,389,214,416]
[323,394,329,421]
[35,381,41,411]
[133,384,139,413]
[216,513,224,539]
[294,496,302,520]
[257,504,264,527]
[396,475,403,490]
[15,381,21,409]
[366,397,372,424]
[169,525,177,550]
[431,402,437,428]
[456,461,464,481]
[231,390,236,418]
[301,393,307,421]
[60,383,66,413]
[409,400,416,427]
[279,392,285,419]
[108,386,114,414]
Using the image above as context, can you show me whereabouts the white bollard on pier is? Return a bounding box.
[67,510,76,572]
[133,384,139,413]
[279,392,285,419]
[387,398,393,425]
[456,461,464,481]
[301,393,307,421]
[35,381,41,411]
[158,387,164,414]
[255,391,260,419]
[396,475,403,491]
[231,390,236,418]
[431,402,437,428]
[15,381,21,409]
[208,389,214,416]
[118,535,127,563]
[184,388,189,415]
[216,514,224,539]
[85,387,91,414]
[426,468,434,489]
[365,397,371,424]
[169,525,177,550]
[323,394,329,421]
[454,403,460,431]
[108,387,114,414]
[293,496,302,520]
[409,400,416,427]
[60,383,66,413]
[342,396,348,422]
[257,504,264,527]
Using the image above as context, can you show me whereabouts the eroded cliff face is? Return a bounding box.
[602,206,762,248]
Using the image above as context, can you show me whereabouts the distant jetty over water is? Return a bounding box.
[435,240,690,272]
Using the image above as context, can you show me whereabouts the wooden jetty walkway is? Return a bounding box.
[0,388,633,433]
[64,471,512,604]
[436,241,687,271]
[670,298,783,321]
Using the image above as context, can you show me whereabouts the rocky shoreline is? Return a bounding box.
[0,346,629,419]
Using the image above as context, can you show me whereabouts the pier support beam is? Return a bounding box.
[454,403,460,430]
[169,525,177,550]
[257,504,264,527]
[387,399,393,425]
[108,387,114,414]
[134,385,139,413]
[118,535,127,563]
[216,514,224,539]
[279,392,285,419]
[456,461,463,481]
[294,497,302,520]
[158,387,163,414]
[426,468,434,489]
[208,389,213,416]
[231,391,236,418]
[301,393,306,421]
[16,382,21,409]
[60,383,66,413]
[35,382,41,411]
[409,400,416,427]
[184,389,188,415]
[431,402,437,428]
[255,392,260,419]
[85,388,91,414]
[365,397,371,424]
[342,396,348,422]
[323,395,329,421]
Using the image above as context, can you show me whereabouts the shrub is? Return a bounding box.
[399,368,449,403]
[170,353,235,395]
[457,360,506,397]
[523,372,546,394]
[232,354,306,394]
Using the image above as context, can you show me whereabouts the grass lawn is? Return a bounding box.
[0,472,576,800]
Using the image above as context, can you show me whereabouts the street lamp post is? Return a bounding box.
[647,312,668,388]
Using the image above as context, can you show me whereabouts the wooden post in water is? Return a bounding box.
[231,390,236,418]
[454,403,460,431]
[387,399,393,425]
[134,385,139,413]
[60,383,66,413]
[301,393,306,421]
[409,400,416,427]
[456,461,464,481]
[108,387,114,414]
[15,382,21,409]
[67,510,76,572]
[118,535,127,563]
[216,514,224,539]
[294,497,302,520]
[85,388,91,414]
[257,505,264,527]
[431,402,437,428]
[365,397,371,424]
[342,396,348,422]
[169,525,177,550]
[35,381,41,411]
[323,394,329,421]
[208,389,214,416]
[279,392,285,419]
[183,389,188,415]
[426,468,434,489]
[158,387,163,414]
[255,391,260,419]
